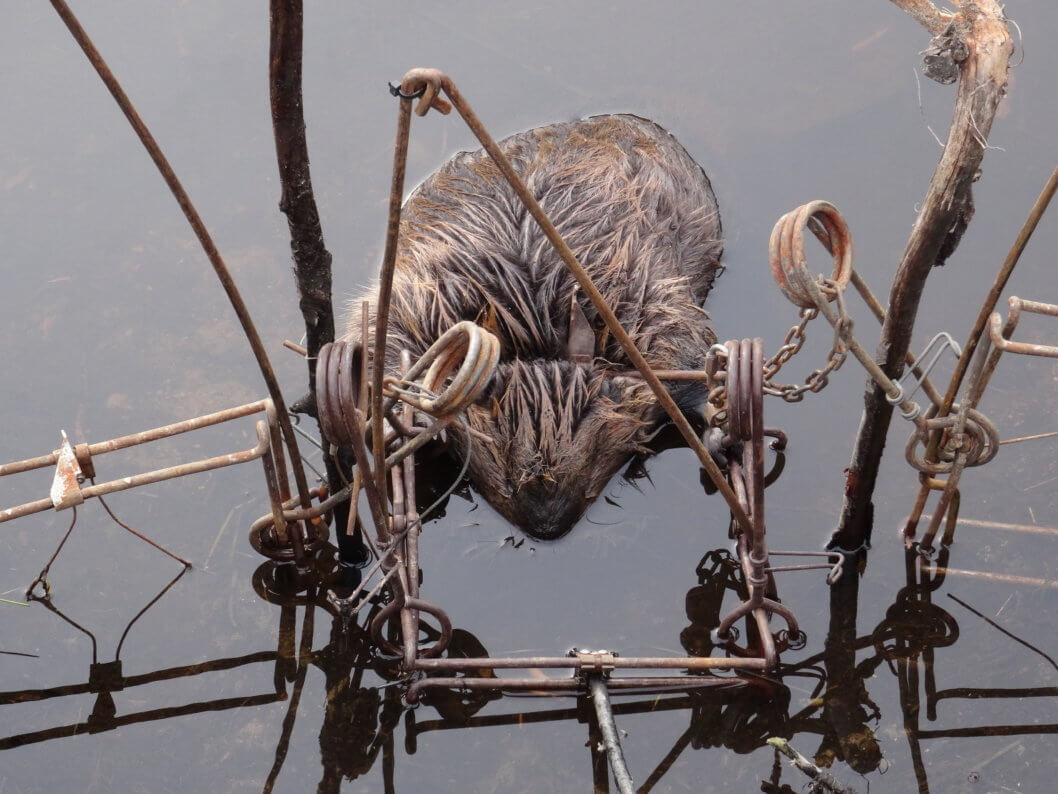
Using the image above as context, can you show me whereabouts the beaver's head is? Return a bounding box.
[459,359,653,540]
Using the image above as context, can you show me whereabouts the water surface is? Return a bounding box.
[3,2,1058,791]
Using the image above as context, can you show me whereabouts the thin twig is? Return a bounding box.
[96,489,192,568]
[115,565,190,658]
[26,506,79,599]
[948,592,1058,672]
[1000,430,1058,445]
[282,339,309,357]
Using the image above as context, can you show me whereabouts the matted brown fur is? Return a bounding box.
[347,114,723,539]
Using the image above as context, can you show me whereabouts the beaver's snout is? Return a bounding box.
[458,360,651,540]
[507,478,587,540]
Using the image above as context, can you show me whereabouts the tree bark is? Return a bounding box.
[269,0,335,370]
[269,1,362,561]
[830,1,1013,554]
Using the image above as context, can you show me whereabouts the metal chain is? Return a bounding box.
[763,307,817,380]
[762,278,851,403]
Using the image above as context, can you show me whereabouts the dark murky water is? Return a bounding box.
[4,2,1058,791]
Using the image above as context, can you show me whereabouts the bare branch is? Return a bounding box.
[833,0,1012,554]
[890,0,955,35]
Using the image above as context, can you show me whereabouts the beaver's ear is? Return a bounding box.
[566,289,595,364]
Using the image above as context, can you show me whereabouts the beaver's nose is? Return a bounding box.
[510,480,585,540]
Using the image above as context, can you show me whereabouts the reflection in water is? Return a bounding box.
[4,531,1058,792]
[875,548,1058,793]
[0,565,285,751]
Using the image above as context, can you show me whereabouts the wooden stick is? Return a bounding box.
[832,1,1012,553]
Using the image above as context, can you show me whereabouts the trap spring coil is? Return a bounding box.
[768,200,853,310]
[316,337,366,449]
[904,404,999,475]
[382,321,500,418]
[762,201,854,401]
[315,320,500,450]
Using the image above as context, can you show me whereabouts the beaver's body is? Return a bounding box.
[349,114,723,538]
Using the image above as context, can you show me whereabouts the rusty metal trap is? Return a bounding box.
[6,59,1058,712]
[6,2,1058,789]
[0,68,857,718]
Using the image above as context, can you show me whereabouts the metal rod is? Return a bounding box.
[588,676,635,794]
[3,428,271,524]
[0,401,268,477]
[930,567,1058,589]
[988,297,1058,357]
[907,166,1058,534]
[622,369,710,381]
[401,351,422,654]
[999,429,1058,445]
[918,514,1058,538]
[941,166,1058,416]
[411,655,768,671]
[372,97,413,507]
[849,269,943,407]
[46,0,313,536]
[407,675,752,701]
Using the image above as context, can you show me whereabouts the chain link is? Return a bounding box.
[763,307,817,380]
[761,278,851,403]
[707,277,852,418]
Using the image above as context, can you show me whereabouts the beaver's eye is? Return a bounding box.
[599,379,621,401]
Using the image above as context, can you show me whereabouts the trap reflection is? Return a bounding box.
[3,537,1058,793]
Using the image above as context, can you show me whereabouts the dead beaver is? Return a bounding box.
[348,114,723,539]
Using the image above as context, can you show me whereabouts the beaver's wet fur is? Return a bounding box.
[348,114,723,539]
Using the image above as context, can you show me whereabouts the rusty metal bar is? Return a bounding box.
[411,655,769,671]
[387,413,419,668]
[256,422,290,544]
[940,166,1058,415]
[406,675,755,702]
[918,515,1058,538]
[371,95,413,508]
[906,166,1058,536]
[2,423,273,524]
[623,369,710,381]
[0,401,269,478]
[47,0,313,543]
[988,296,1058,357]
[401,351,422,657]
[916,296,1056,546]
[930,567,1058,589]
